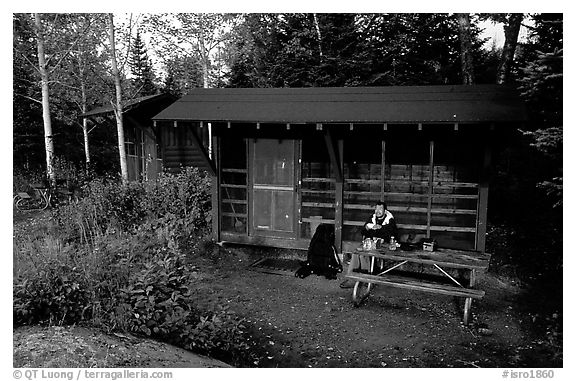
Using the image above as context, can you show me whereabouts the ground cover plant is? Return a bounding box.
[13,167,257,366]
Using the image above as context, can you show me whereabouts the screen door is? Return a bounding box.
[250,139,296,238]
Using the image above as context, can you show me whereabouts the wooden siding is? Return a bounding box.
[213,124,490,253]
[161,121,211,174]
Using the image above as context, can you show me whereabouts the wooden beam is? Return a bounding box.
[381,140,386,202]
[220,232,309,251]
[323,126,343,182]
[188,124,216,176]
[334,139,344,253]
[427,140,435,238]
[296,140,302,239]
[475,143,491,252]
[211,136,220,241]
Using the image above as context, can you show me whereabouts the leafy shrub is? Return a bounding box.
[14,167,255,365]
[13,234,91,326]
[55,167,211,243]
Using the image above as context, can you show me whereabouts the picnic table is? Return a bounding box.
[343,245,491,325]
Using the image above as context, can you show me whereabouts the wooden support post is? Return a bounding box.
[454,122,459,131]
[334,140,344,253]
[227,121,231,129]
[256,122,260,130]
[381,140,386,202]
[427,141,435,238]
[463,269,477,325]
[296,140,302,238]
[287,123,291,130]
[349,123,354,131]
[323,126,343,182]
[173,121,178,128]
[211,136,220,242]
[418,123,423,131]
[383,123,388,131]
[476,143,491,252]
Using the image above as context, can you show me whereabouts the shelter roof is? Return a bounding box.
[82,93,176,118]
[152,85,527,124]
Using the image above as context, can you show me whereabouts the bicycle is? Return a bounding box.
[14,181,79,211]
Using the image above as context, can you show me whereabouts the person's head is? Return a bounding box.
[375,201,387,217]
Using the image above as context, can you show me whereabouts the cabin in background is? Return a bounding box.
[82,93,179,181]
[152,85,527,254]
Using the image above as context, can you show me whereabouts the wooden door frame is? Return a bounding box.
[247,138,299,239]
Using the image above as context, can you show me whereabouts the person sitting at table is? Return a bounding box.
[340,201,398,288]
[361,201,398,244]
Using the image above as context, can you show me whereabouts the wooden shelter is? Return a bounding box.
[152,85,527,254]
[82,93,178,181]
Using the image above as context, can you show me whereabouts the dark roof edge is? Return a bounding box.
[81,93,176,118]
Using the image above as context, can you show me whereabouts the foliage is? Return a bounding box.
[128,30,157,96]
[516,14,563,208]
[145,13,239,88]
[226,13,487,88]
[13,165,255,364]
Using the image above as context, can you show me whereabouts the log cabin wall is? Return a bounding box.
[158,120,211,174]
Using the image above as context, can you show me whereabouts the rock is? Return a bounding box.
[478,328,493,336]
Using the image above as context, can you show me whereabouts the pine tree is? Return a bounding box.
[518,14,563,207]
[129,30,157,96]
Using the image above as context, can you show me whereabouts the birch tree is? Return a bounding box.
[107,13,128,182]
[33,13,56,186]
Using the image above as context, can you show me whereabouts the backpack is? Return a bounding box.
[295,224,343,280]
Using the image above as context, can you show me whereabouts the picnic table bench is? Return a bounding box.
[344,246,491,325]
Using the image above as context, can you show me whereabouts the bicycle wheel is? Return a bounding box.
[15,196,35,211]
[352,281,373,307]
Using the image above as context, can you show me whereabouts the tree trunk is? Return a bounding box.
[78,55,91,171]
[107,13,128,183]
[313,14,323,58]
[456,13,475,85]
[198,15,212,158]
[497,13,523,84]
[198,15,210,89]
[34,13,56,187]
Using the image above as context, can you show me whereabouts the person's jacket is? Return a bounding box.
[365,210,394,229]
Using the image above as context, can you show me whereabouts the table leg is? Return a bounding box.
[463,269,477,325]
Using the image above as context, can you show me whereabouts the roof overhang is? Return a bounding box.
[82,93,177,118]
[152,85,528,125]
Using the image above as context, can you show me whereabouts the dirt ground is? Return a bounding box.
[12,211,562,368]
[188,244,561,368]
